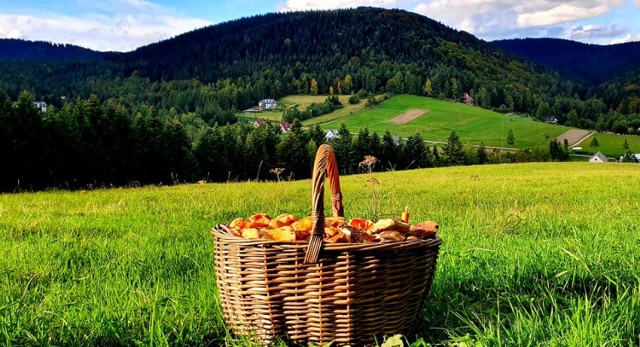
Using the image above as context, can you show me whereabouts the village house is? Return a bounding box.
[258,99,277,110]
[588,151,608,163]
[619,153,640,162]
[33,101,48,113]
[392,135,402,145]
[325,129,340,142]
[544,116,558,125]
[279,121,290,134]
[253,119,266,128]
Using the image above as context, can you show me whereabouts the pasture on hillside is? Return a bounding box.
[576,132,640,158]
[320,95,572,148]
[236,95,366,123]
[1,163,639,346]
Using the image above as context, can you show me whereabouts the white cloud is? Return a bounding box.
[0,0,211,52]
[610,32,640,44]
[570,24,627,40]
[279,0,399,11]
[413,0,625,41]
[516,3,612,27]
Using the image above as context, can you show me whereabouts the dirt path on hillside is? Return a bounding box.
[387,109,428,124]
[555,130,594,147]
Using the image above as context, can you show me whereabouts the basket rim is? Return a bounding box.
[212,224,442,251]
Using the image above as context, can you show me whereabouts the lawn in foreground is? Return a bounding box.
[1,163,639,346]
[321,95,571,148]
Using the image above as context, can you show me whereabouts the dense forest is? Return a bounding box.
[1,91,577,192]
[493,38,640,85]
[1,7,640,190]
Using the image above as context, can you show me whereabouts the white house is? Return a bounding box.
[325,129,340,142]
[588,152,609,163]
[33,101,48,113]
[258,99,277,110]
[618,153,640,162]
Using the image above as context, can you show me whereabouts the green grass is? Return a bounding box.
[576,132,640,158]
[236,94,367,123]
[321,94,572,148]
[1,163,640,346]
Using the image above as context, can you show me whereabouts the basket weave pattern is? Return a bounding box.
[212,145,441,346]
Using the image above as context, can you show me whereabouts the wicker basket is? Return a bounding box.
[212,144,441,346]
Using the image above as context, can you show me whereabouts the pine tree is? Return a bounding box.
[308,124,325,146]
[194,126,225,181]
[432,146,441,166]
[623,138,629,150]
[443,131,466,166]
[333,123,354,174]
[353,127,372,159]
[507,129,515,147]
[476,143,488,164]
[403,132,432,169]
[590,136,599,147]
[380,130,401,170]
[277,119,310,179]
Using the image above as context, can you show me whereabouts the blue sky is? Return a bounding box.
[1,0,639,51]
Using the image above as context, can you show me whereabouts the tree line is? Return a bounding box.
[1,92,574,192]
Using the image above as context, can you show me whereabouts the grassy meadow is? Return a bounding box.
[320,95,571,148]
[576,132,640,158]
[1,163,640,346]
[236,95,367,123]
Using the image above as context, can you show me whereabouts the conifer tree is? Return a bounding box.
[333,123,355,174]
[443,131,466,166]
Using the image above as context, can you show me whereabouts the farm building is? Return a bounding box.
[618,153,640,162]
[588,152,608,163]
[258,99,277,110]
[325,129,340,142]
[253,119,266,128]
[279,122,290,134]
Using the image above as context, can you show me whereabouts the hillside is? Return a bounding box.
[0,39,112,61]
[2,163,639,345]
[0,8,577,116]
[576,132,640,157]
[320,94,571,148]
[492,38,640,85]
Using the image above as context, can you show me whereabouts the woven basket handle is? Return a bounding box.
[305,144,344,261]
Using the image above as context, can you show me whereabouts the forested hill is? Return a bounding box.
[492,38,640,85]
[1,7,575,116]
[0,39,111,61]
[124,8,519,83]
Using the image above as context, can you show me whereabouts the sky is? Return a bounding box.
[0,0,639,52]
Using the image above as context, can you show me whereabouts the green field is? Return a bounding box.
[2,163,639,346]
[576,132,640,158]
[237,95,367,123]
[320,95,571,148]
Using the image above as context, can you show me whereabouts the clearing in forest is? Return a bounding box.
[387,109,429,124]
[555,129,593,146]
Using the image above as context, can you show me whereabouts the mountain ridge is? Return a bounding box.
[492,37,640,85]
